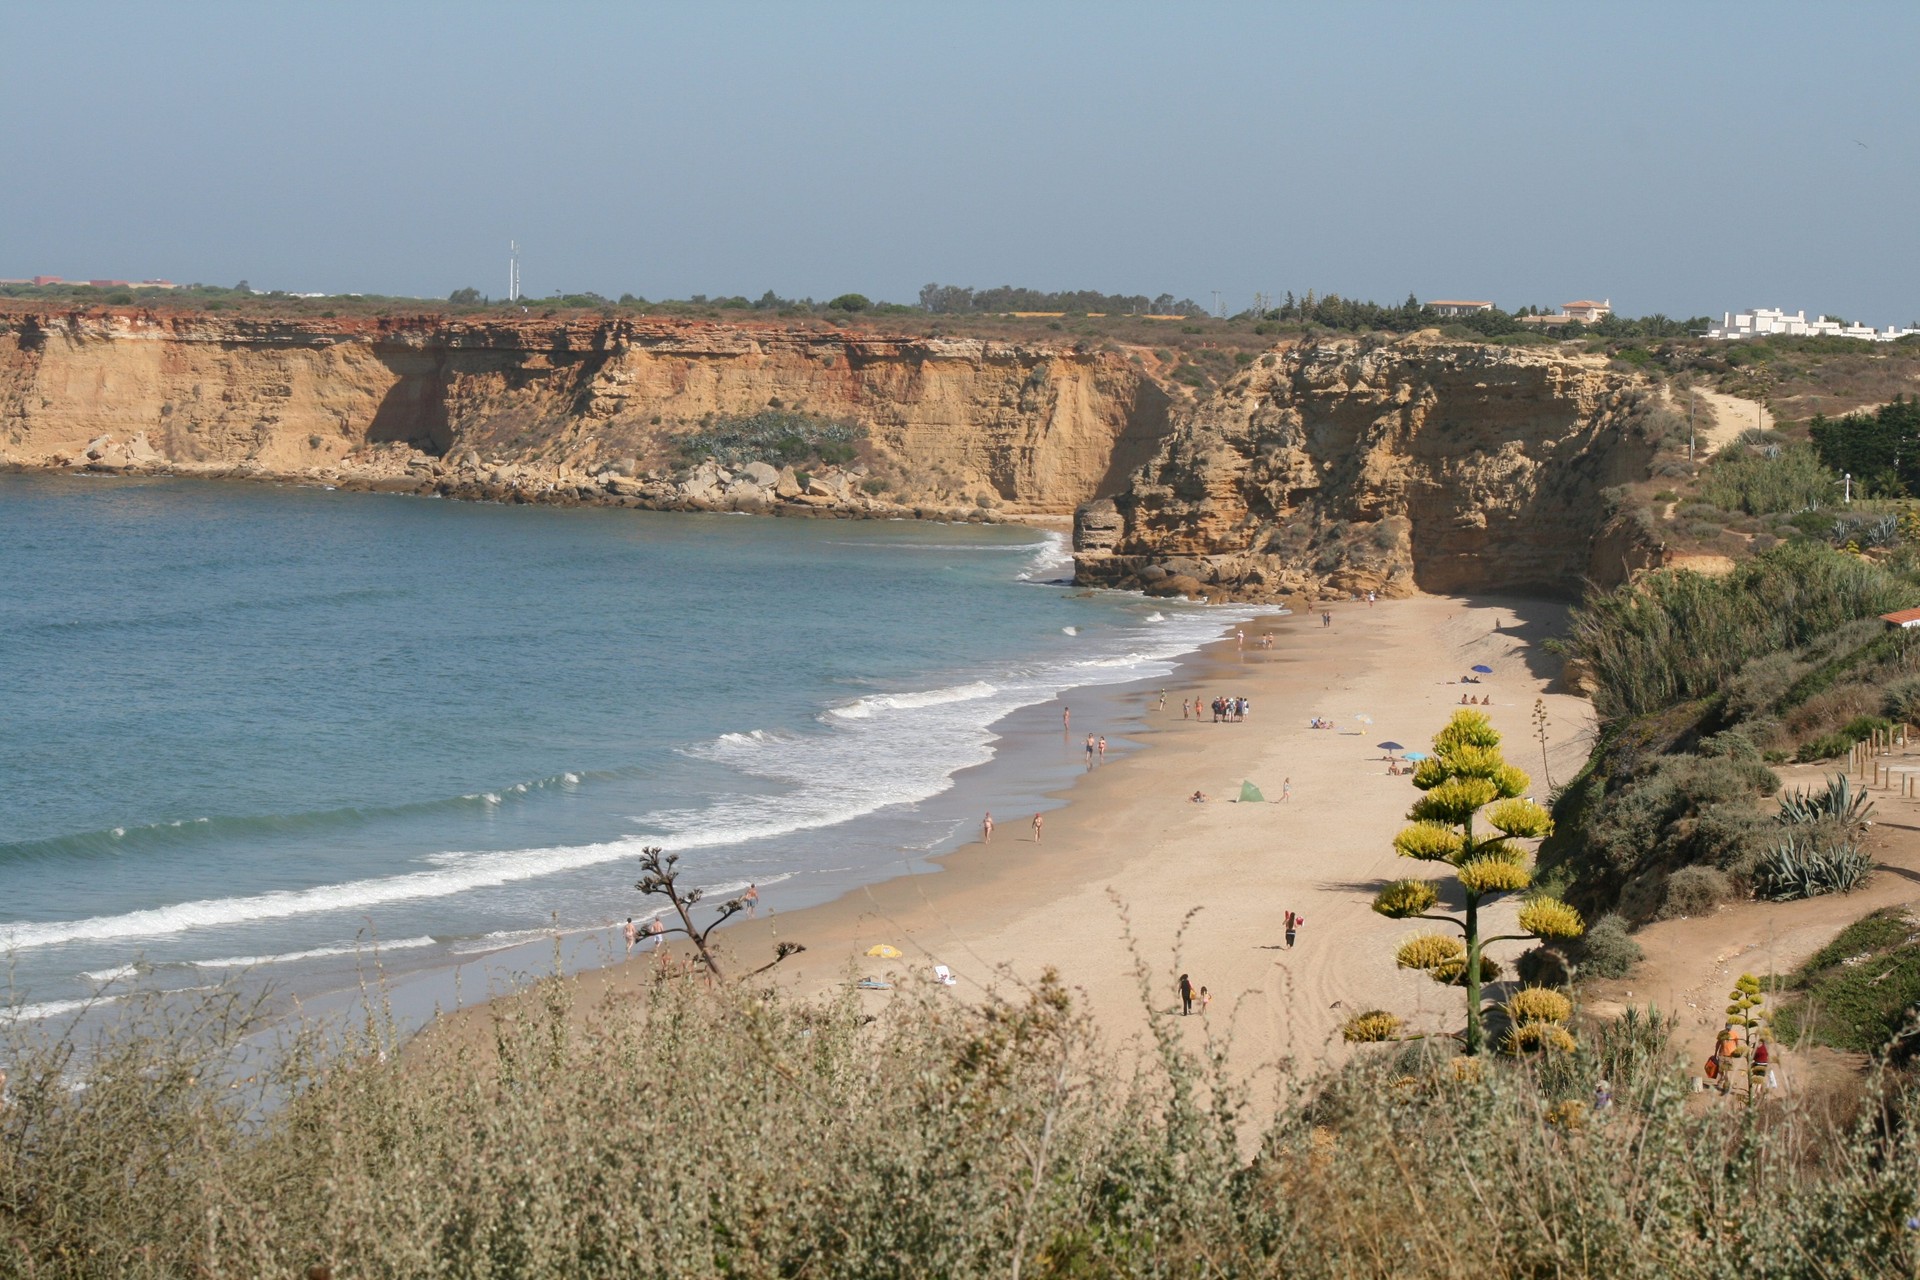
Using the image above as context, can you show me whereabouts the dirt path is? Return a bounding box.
[1684,386,1774,457]
[1583,752,1920,1096]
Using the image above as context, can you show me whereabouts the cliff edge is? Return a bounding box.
[1073,333,1661,601]
[0,308,1172,520]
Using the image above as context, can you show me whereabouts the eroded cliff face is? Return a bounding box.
[1073,334,1660,601]
[0,309,1172,518]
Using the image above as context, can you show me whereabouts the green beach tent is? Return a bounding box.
[1239,780,1265,803]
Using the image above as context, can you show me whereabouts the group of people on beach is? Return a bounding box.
[1083,732,1108,767]
[982,811,1045,843]
[1177,972,1212,1016]
[1458,693,1494,706]
[1186,695,1251,722]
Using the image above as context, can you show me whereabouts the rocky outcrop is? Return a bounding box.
[1073,333,1660,601]
[0,308,1172,520]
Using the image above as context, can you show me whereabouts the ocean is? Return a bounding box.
[0,474,1249,1024]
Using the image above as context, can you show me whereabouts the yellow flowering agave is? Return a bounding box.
[1372,877,1440,918]
[1341,1009,1404,1042]
[1503,1021,1578,1055]
[1392,822,1463,862]
[1395,933,1466,974]
[1485,797,1553,839]
[1504,986,1573,1025]
[1411,777,1500,824]
[1517,898,1585,940]
[1455,857,1532,894]
[1433,710,1500,753]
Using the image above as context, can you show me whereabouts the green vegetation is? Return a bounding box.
[673,409,861,468]
[1360,711,1577,1055]
[10,959,1920,1277]
[1542,544,1920,925]
[1560,542,1916,723]
[1810,396,1920,497]
[917,282,1206,317]
[1773,908,1920,1054]
[1698,440,1839,515]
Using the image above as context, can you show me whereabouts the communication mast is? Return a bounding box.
[508,240,521,302]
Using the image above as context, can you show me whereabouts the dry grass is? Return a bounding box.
[4,962,1920,1278]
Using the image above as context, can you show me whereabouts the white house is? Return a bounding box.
[1427,299,1495,318]
[1707,307,1919,343]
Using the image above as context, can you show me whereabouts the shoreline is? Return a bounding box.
[428,592,1600,1089]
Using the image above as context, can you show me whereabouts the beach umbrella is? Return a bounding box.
[1377,741,1405,756]
[1353,713,1374,725]
[1472,664,1493,674]
[1239,780,1265,803]
[1405,751,1429,761]
[866,943,902,959]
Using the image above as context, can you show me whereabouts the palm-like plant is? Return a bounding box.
[1365,710,1584,1055]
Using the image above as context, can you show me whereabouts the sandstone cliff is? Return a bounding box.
[0,309,1172,519]
[1073,334,1660,601]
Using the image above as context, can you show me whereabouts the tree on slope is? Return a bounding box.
[1354,709,1584,1055]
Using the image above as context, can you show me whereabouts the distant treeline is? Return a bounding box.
[1259,290,1708,340]
[916,283,1208,317]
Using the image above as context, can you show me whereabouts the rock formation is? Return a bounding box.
[1073,333,1660,601]
[0,308,1172,521]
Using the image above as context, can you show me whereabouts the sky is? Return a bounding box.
[3,2,1917,324]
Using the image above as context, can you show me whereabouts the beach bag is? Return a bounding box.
[1704,1055,1720,1080]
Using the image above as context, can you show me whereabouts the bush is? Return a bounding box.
[1660,865,1733,918]
[1883,675,1920,724]
[674,410,862,468]
[1796,732,1855,762]
[1755,829,1873,899]
[1697,442,1838,515]
[827,293,870,312]
[1563,542,1919,722]
[1774,908,1920,1053]
[1571,913,1644,978]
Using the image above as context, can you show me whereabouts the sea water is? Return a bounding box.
[0,475,1247,1023]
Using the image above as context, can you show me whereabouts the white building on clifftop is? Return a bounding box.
[1707,307,1918,343]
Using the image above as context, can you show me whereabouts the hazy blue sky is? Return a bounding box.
[4,3,1915,322]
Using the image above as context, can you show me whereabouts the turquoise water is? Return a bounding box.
[0,475,1239,1019]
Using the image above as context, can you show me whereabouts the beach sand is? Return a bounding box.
[514,593,1600,1093]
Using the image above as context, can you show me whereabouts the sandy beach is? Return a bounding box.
[523,593,1601,1087]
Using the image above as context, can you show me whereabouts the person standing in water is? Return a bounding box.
[743,883,759,917]
[982,812,994,844]
[1062,705,1070,733]
[1032,812,1044,843]
[1084,732,1096,768]
[623,917,638,957]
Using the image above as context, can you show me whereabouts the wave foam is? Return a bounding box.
[189,936,439,969]
[824,681,998,721]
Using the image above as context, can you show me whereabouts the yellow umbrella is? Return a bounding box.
[865,944,902,959]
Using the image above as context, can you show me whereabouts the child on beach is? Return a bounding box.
[1032,812,1043,843]
[1182,698,1191,720]
[1200,986,1212,1015]
[982,812,994,844]
[1097,735,1107,762]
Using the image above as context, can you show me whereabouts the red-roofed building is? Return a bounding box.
[1881,608,1920,629]
[1563,299,1612,323]
[32,275,62,286]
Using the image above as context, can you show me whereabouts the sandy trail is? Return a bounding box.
[1689,386,1773,456]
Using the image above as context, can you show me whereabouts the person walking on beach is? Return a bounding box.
[1182,698,1190,720]
[1178,972,1194,1016]
[1062,705,1070,733]
[624,917,638,957]
[1285,911,1302,949]
[1322,611,1332,628]
[743,883,759,918]
[1281,777,1291,801]
[1085,732,1096,768]
[982,811,994,844]
[1032,812,1043,843]
[1200,986,1212,1015]
[1097,735,1107,763]
[647,917,666,951]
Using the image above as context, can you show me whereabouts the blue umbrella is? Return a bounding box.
[1405,751,1430,761]
[1471,664,1493,674]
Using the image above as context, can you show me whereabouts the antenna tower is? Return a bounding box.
[508,240,521,302]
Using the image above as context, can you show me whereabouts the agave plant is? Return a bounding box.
[1776,772,1875,830]
[1755,830,1874,900]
